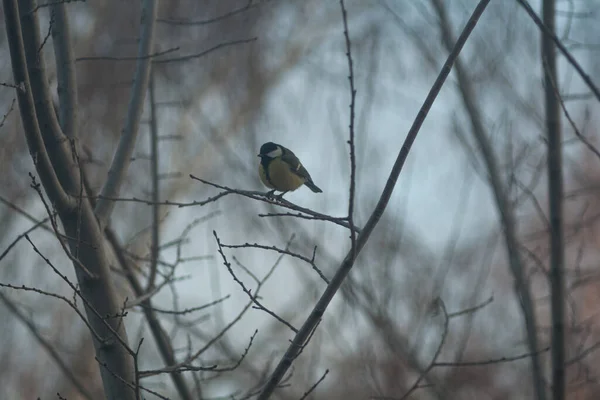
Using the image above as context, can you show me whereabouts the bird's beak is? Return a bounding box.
[257,154,261,157]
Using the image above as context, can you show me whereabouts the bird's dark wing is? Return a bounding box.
[281,148,314,182]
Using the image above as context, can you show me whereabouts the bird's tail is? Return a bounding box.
[305,180,322,193]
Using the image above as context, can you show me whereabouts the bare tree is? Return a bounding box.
[2,0,600,399]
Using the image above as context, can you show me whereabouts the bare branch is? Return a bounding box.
[50,1,78,139]
[0,97,16,129]
[434,346,551,368]
[0,281,105,347]
[431,0,546,397]
[299,369,329,400]
[147,68,160,291]
[140,329,258,376]
[221,240,329,284]
[516,0,600,102]
[3,0,74,210]
[398,298,449,400]
[142,246,285,377]
[154,38,257,64]
[541,1,565,398]
[214,231,298,333]
[138,294,230,315]
[75,47,179,62]
[0,212,51,263]
[105,227,195,400]
[257,1,492,398]
[158,0,256,26]
[340,0,358,254]
[95,0,159,228]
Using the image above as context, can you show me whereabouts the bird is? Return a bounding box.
[257,142,322,198]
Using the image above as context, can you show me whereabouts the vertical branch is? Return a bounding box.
[95,0,159,228]
[5,2,138,398]
[256,2,491,398]
[340,0,357,254]
[105,228,195,400]
[50,2,78,139]
[431,0,546,399]
[541,0,565,398]
[4,0,74,211]
[147,68,160,291]
[83,169,194,400]
[18,0,83,200]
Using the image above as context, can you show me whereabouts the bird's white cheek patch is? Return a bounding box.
[267,148,283,158]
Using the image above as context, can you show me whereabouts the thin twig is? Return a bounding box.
[447,295,494,318]
[548,70,600,161]
[434,346,551,368]
[147,67,160,291]
[139,294,230,315]
[516,0,600,101]
[75,47,179,62]
[214,231,298,333]
[105,227,195,400]
[298,369,329,400]
[221,241,329,284]
[157,0,256,25]
[144,249,285,376]
[140,329,258,376]
[24,235,133,354]
[0,281,104,345]
[0,213,51,263]
[154,38,257,64]
[340,0,358,255]
[0,98,16,129]
[392,298,449,400]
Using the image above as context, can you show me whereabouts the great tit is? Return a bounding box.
[258,142,322,196]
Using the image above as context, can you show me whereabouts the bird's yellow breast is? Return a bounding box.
[259,158,305,191]
[258,163,274,189]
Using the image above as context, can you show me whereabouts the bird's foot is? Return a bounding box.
[275,191,288,201]
[264,190,288,201]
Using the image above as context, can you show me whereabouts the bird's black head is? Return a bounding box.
[258,142,282,159]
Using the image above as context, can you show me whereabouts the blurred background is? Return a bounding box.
[1,0,600,398]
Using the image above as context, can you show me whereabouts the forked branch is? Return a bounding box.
[256,1,492,398]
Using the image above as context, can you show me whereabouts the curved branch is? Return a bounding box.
[18,0,81,199]
[3,0,74,211]
[256,1,492,398]
[95,0,159,228]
